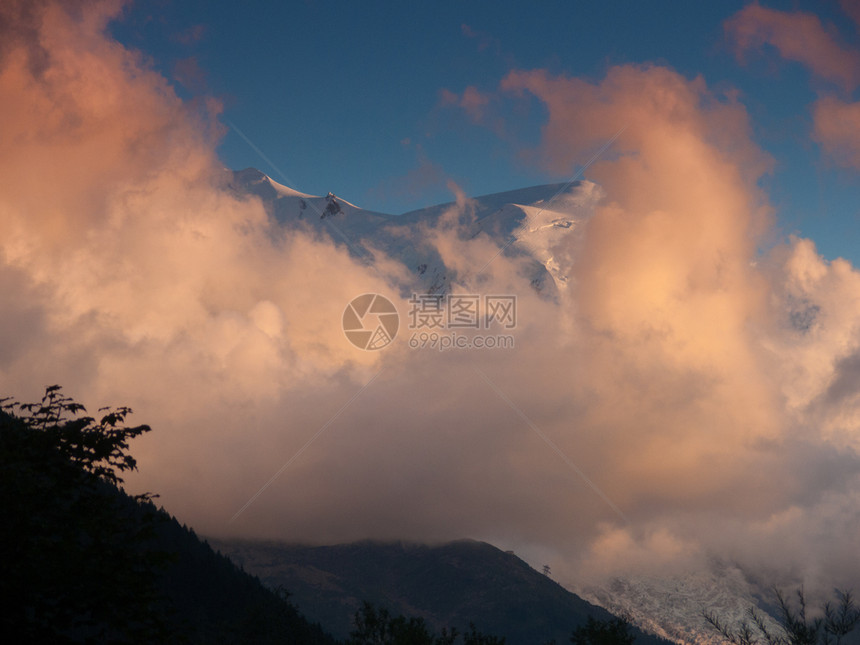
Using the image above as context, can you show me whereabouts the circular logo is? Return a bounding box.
[342,293,399,350]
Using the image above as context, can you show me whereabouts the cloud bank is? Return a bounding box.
[3,0,860,610]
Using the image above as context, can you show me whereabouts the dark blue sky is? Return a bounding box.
[111,1,860,262]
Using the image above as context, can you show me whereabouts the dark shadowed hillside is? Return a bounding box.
[213,539,674,645]
[0,389,336,644]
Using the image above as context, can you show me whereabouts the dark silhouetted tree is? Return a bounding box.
[570,616,635,645]
[0,385,164,642]
[348,601,504,645]
[463,622,506,645]
[349,601,440,645]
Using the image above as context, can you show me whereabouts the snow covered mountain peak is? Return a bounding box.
[229,167,315,200]
[227,168,601,294]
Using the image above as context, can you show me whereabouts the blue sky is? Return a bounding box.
[110,1,860,262]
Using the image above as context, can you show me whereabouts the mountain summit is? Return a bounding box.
[227,168,601,295]
[213,538,673,645]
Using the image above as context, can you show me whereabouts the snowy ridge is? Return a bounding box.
[577,561,785,645]
[229,167,315,200]
[228,167,600,296]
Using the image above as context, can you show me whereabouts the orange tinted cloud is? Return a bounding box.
[813,95,860,169]
[0,0,216,254]
[500,64,782,509]
[492,65,860,600]
[0,0,401,490]
[725,3,860,90]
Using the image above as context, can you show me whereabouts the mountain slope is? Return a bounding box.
[580,564,860,645]
[0,398,337,644]
[212,538,673,645]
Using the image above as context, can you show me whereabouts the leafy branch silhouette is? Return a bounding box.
[2,384,151,490]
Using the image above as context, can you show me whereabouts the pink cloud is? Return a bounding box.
[439,85,491,123]
[499,64,785,508]
[813,95,860,168]
[839,0,860,29]
[172,23,206,46]
[0,0,216,253]
[725,3,860,90]
[725,4,860,172]
[438,87,459,106]
[460,23,500,53]
[500,64,771,183]
[460,85,490,121]
[173,56,208,93]
[368,151,449,203]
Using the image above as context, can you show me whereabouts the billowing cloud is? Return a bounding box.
[0,0,402,517]
[491,63,860,591]
[4,1,860,633]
